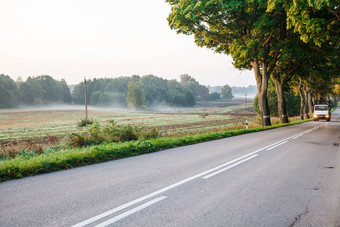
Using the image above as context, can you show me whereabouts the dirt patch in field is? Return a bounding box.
[0,136,64,158]
[156,114,256,136]
[0,136,63,148]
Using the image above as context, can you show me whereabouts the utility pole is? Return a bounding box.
[84,77,88,121]
[203,90,206,116]
[245,92,247,111]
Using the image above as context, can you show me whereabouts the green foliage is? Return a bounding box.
[66,120,159,148]
[0,74,72,108]
[140,128,162,140]
[0,74,19,108]
[166,80,196,106]
[140,75,168,105]
[0,119,311,182]
[268,0,339,46]
[19,75,72,105]
[208,92,221,101]
[77,119,94,127]
[180,74,209,101]
[221,84,234,100]
[165,0,290,126]
[127,81,146,109]
[90,91,127,107]
[0,74,205,110]
[70,75,199,108]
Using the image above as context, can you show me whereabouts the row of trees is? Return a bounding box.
[0,74,72,108]
[208,85,257,97]
[72,75,197,108]
[72,74,235,108]
[0,74,236,109]
[166,0,339,126]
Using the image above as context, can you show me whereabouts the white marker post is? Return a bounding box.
[84,77,88,121]
[246,120,248,129]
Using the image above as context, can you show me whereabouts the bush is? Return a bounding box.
[66,120,160,148]
[65,133,89,147]
[118,124,139,141]
[141,127,162,140]
[77,119,94,127]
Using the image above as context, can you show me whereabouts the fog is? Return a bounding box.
[9,98,254,115]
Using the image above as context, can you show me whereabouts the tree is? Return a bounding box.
[19,77,45,105]
[127,81,146,109]
[72,82,86,105]
[0,74,19,108]
[180,74,209,101]
[270,33,307,123]
[17,75,72,105]
[166,80,196,107]
[105,77,131,95]
[166,0,289,126]
[254,86,300,117]
[268,0,339,46]
[140,75,168,105]
[180,74,199,95]
[221,84,233,100]
[58,79,72,103]
[209,92,221,101]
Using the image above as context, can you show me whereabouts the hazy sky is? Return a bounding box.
[0,0,256,86]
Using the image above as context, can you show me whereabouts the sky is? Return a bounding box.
[0,0,256,87]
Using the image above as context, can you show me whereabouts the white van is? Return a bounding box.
[313,104,331,121]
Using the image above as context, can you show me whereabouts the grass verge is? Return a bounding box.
[0,119,311,182]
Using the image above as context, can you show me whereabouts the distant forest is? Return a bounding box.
[208,85,257,97]
[0,74,256,109]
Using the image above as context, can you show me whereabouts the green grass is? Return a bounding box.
[0,119,311,182]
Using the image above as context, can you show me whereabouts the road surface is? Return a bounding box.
[1,108,339,227]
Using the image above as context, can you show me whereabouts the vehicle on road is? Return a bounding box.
[313,104,331,121]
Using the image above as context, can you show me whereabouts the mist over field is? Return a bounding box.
[1,74,257,111]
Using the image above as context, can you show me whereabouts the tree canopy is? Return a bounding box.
[268,0,340,46]
[166,0,339,125]
[167,0,292,125]
[221,84,233,100]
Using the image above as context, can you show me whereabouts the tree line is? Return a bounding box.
[0,75,72,108]
[208,85,257,97]
[166,0,339,125]
[0,74,235,109]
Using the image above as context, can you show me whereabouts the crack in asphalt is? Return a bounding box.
[289,207,309,227]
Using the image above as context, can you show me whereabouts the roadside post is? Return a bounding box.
[246,120,248,129]
[84,77,88,121]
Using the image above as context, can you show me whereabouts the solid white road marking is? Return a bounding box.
[72,150,265,227]
[304,129,313,134]
[292,134,303,139]
[94,196,167,227]
[266,141,288,151]
[202,154,258,179]
[72,126,320,227]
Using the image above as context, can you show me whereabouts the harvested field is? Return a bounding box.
[0,103,257,156]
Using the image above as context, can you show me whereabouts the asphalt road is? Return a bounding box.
[1,108,339,227]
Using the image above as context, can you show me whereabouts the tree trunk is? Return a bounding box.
[252,61,271,126]
[307,91,314,116]
[313,93,317,106]
[303,86,309,119]
[298,79,305,120]
[274,80,289,123]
